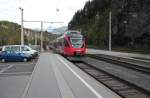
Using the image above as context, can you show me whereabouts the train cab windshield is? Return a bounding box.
[70,35,84,48]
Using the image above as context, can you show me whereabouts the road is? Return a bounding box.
[0,59,37,98]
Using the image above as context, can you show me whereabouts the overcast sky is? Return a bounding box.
[0,0,90,30]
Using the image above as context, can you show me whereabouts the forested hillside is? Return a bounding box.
[0,21,60,46]
[0,21,21,45]
[68,0,150,51]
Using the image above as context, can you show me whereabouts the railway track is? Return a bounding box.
[87,54,150,74]
[73,61,150,98]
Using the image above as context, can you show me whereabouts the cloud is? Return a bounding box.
[0,0,89,29]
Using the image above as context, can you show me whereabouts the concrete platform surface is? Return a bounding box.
[22,52,121,98]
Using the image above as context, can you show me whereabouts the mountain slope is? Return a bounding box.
[0,21,21,45]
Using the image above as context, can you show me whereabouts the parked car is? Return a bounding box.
[0,50,32,62]
[2,45,38,58]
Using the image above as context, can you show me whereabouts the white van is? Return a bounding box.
[2,45,38,58]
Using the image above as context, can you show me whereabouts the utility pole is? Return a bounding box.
[109,11,112,51]
[23,20,63,52]
[40,21,44,52]
[19,7,24,45]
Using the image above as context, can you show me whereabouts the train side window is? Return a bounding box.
[64,39,69,47]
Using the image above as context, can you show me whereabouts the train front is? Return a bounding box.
[64,31,86,56]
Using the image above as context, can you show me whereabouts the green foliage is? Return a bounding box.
[68,0,110,49]
[69,0,150,50]
[0,21,21,45]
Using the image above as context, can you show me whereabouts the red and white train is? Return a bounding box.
[50,30,86,56]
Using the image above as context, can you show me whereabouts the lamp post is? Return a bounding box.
[109,11,112,51]
[108,0,113,51]
[19,7,24,45]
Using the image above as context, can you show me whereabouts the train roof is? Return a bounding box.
[51,30,82,42]
[65,30,81,35]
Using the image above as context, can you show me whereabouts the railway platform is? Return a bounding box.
[87,49,150,60]
[87,49,150,63]
[21,52,121,98]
